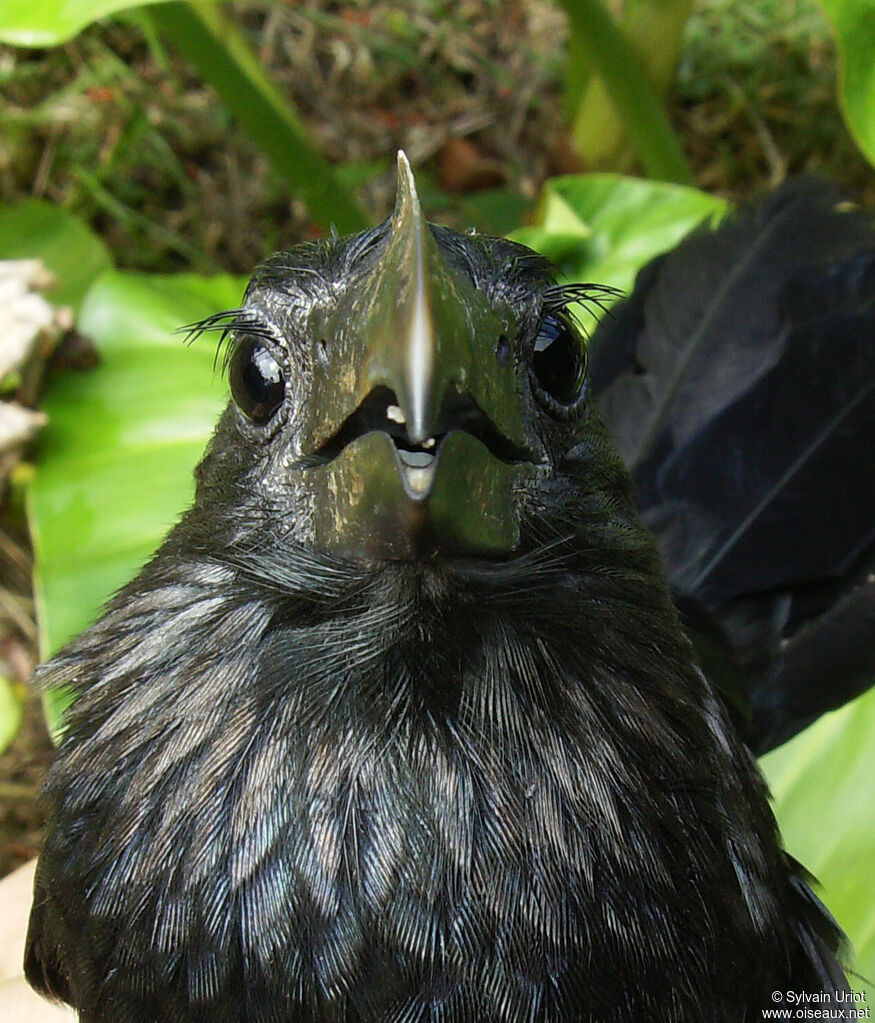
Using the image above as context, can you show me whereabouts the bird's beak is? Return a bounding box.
[301,151,540,560]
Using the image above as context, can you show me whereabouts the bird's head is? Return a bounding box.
[187,152,621,566]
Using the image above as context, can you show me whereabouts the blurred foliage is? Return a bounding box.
[1,0,873,225]
[558,0,875,173]
[559,0,695,180]
[511,173,726,327]
[818,0,875,165]
[2,0,872,277]
[761,688,875,1000]
[0,0,166,44]
[147,2,369,234]
[0,677,23,757]
[0,1,368,235]
[0,201,111,311]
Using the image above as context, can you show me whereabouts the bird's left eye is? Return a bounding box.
[532,315,586,407]
[229,337,285,424]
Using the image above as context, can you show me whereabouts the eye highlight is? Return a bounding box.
[229,337,285,424]
[532,315,586,407]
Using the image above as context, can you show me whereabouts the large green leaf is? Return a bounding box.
[511,173,727,330]
[0,201,111,313]
[0,0,163,45]
[28,271,241,731]
[761,690,875,1000]
[819,0,875,167]
[0,676,24,757]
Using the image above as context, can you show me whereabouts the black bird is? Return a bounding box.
[25,155,861,1022]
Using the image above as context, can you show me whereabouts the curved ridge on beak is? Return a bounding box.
[390,150,435,444]
[359,149,466,446]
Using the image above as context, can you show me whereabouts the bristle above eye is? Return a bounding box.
[177,309,276,372]
[543,283,624,337]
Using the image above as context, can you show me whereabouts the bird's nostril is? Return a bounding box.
[495,334,511,364]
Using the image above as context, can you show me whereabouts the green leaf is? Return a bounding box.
[761,687,875,1001]
[511,173,726,330]
[818,0,875,167]
[28,270,242,732]
[0,676,24,756]
[0,0,165,45]
[0,201,112,313]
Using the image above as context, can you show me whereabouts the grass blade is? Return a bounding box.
[559,0,692,184]
[149,1,371,236]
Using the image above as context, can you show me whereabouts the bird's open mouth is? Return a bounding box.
[393,434,441,497]
[295,385,537,501]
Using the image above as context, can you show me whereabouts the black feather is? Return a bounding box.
[590,177,875,752]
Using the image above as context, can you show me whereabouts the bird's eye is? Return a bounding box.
[229,337,285,424]
[532,315,586,406]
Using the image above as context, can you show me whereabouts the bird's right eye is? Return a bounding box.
[531,314,586,408]
[229,337,285,424]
